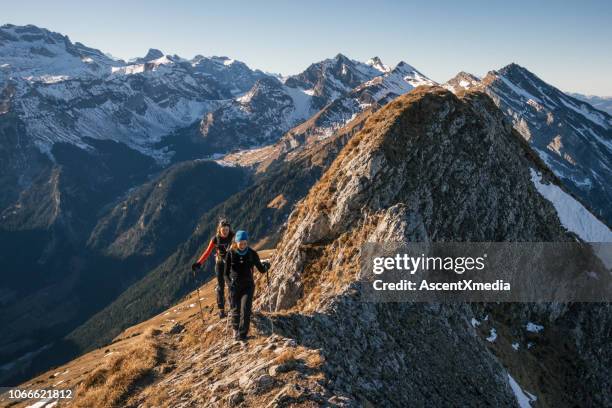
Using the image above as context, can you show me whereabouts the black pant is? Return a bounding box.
[230,280,254,337]
[215,260,228,310]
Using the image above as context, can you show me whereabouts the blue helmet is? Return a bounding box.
[235,230,248,242]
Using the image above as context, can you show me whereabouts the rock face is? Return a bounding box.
[262,87,611,406]
[445,64,612,226]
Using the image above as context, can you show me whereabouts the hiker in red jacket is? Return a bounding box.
[192,219,234,318]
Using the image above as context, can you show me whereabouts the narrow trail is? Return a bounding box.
[12,251,348,407]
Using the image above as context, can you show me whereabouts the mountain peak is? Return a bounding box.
[497,62,532,78]
[443,71,481,93]
[0,23,116,81]
[334,52,350,62]
[366,56,390,73]
[393,61,418,73]
[143,48,164,61]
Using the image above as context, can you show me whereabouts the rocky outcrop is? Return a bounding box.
[268,86,569,311]
[260,87,611,406]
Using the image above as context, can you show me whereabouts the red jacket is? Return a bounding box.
[196,232,234,265]
[196,239,216,265]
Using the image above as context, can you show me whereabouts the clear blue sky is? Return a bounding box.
[3,0,612,95]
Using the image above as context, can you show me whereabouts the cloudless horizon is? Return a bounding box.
[3,0,612,95]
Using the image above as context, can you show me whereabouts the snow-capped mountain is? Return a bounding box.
[0,24,117,82]
[277,60,436,151]
[196,53,389,152]
[445,64,612,225]
[0,24,268,161]
[197,76,315,151]
[355,61,436,104]
[284,53,384,109]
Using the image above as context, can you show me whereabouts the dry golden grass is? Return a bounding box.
[140,388,170,408]
[71,336,162,408]
[267,194,288,209]
[305,353,325,368]
[180,326,203,349]
[273,349,297,365]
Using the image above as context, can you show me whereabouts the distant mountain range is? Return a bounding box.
[1,23,610,391]
[570,93,612,115]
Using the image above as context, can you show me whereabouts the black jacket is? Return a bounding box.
[224,247,265,283]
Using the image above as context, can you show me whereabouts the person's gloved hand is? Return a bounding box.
[262,261,271,272]
[191,262,201,272]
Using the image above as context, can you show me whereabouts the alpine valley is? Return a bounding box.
[1,24,611,407]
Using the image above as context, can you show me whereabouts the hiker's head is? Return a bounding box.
[217,219,231,237]
[234,230,248,250]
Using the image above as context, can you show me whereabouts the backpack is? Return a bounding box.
[214,232,234,261]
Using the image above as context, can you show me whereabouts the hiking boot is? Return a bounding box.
[233,330,241,341]
[219,310,226,319]
[239,333,248,342]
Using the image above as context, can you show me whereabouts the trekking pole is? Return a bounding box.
[192,268,206,328]
[224,280,231,342]
[265,268,274,337]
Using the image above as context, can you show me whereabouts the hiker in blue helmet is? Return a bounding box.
[225,230,270,341]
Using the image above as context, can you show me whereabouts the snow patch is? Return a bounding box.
[526,322,544,333]
[366,57,390,73]
[498,75,544,106]
[214,160,237,167]
[284,86,314,123]
[486,328,497,342]
[471,318,481,327]
[512,342,520,351]
[25,399,57,408]
[112,64,144,75]
[508,374,537,407]
[530,169,612,242]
